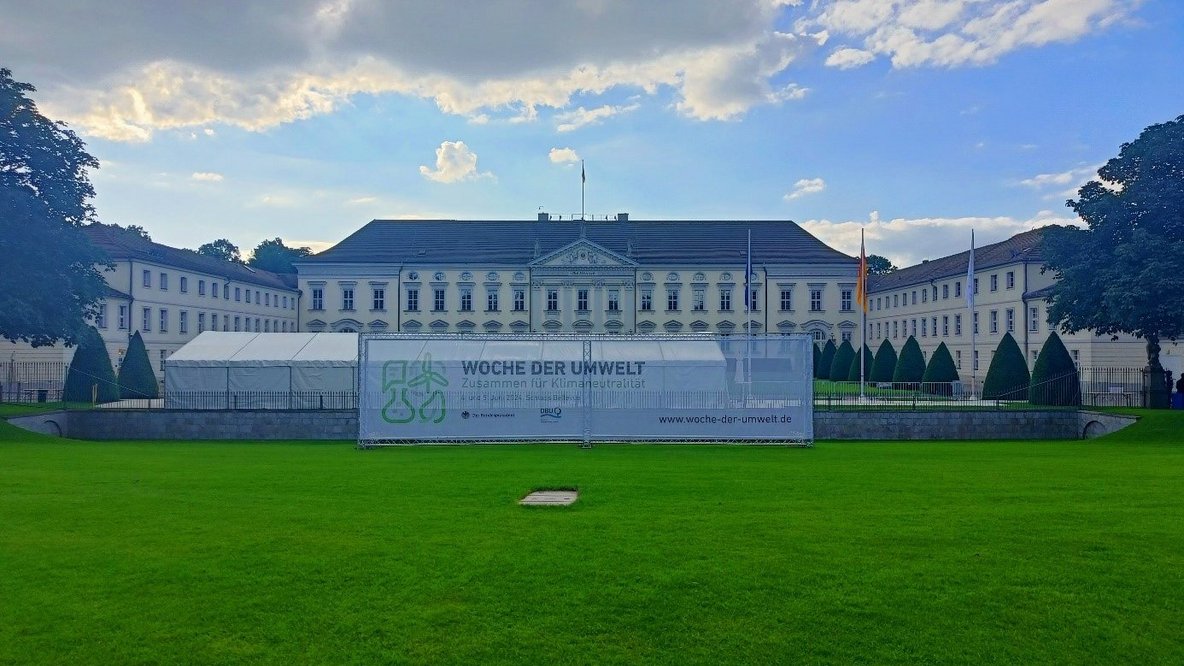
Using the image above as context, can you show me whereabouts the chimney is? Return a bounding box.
[537,212,549,222]
[616,212,629,222]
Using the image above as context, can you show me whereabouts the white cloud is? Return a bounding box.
[549,147,580,165]
[418,140,493,183]
[190,171,224,182]
[785,177,826,200]
[800,209,1083,267]
[1019,165,1098,188]
[555,104,639,132]
[282,239,336,253]
[346,195,377,205]
[825,47,875,69]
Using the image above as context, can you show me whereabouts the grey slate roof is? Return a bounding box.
[299,219,857,266]
[868,227,1048,293]
[83,224,298,290]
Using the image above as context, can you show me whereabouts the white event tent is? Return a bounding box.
[165,332,357,409]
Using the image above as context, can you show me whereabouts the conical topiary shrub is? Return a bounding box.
[847,343,875,382]
[118,331,159,399]
[813,343,821,378]
[870,339,897,384]
[892,336,926,386]
[1030,332,1081,406]
[921,342,960,396]
[818,339,836,380]
[829,340,855,381]
[982,332,1031,400]
[63,326,118,403]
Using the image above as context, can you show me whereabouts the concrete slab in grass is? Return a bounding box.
[520,490,578,506]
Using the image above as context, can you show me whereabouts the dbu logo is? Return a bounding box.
[381,354,449,425]
[540,408,562,422]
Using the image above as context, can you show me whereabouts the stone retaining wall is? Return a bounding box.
[8,409,1136,442]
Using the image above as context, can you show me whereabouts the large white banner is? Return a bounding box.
[358,334,813,445]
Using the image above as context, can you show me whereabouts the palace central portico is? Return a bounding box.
[294,214,860,341]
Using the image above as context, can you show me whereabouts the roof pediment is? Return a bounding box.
[530,238,637,268]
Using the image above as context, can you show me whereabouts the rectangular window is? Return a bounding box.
[1072,349,1079,365]
[433,288,446,311]
[974,278,979,294]
[265,293,271,307]
[198,279,206,296]
[974,350,980,371]
[513,288,525,311]
[942,284,949,299]
[142,307,151,332]
[990,274,998,292]
[179,310,188,334]
[922,290,928,304]
[264,319,270,332]
[160,350,166,372]
[372,288,385,311]
[486,289,499,312]
[405,288,418,312]
[640,289,653,311]
[543,288,558,311]
[780,289,792,311]
[990,310,999,334]
[956,350,962,370]
[1029,307,1039,332]
[974,312,980,335]
[311,287,324,310]
[1006,308,1015,333]
[234,316,241,332]
[180,276,188,293]
[810,289,822,312]
[577,289,589,312]
[607,289,620,312]
[911,319,917,337]
[245,289,251,304]
[342,287,355,310]
[911,290,917,305]
[95,304,107,328]
[235,287,241,301]
[693,288,705,311]
[118,305,128,330]
[955,314,962,336]
[667,288,680,311]
[254,290,260,304]
[211,313,218,330]
[893,294,899,307]
[1006,271,1015,289]
[942,316,949,337]
[893,321,899,338]
[932,317,937,337]
[841,331,852,343]
[223,284,230,300]
[159,308,168,333]
[213,282,220,299]
[955,281,961,298]
[720,288,732,311]
[142,269,151,287]
[841,289,853,311]
[932,286,937,301]
[254,318,260,333]
[921,318,927,337]
[748,287,759,311]
[198,312,205,333]
[282,295,288,308]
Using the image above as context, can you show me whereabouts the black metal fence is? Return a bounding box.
[0,361,68,404]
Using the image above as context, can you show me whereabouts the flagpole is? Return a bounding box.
[580,160,585,221]
[968,229,976,398]
[859,228,866,401]
[745,229,752,404]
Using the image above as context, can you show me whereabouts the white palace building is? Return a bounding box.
[293,214,861,342]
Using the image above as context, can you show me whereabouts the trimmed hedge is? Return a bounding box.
[870,339,897,383]
[118,331,159,399]
[921,342,960,395]
[63,326,118,403]
[847,343,875,382]
[892,336,926,385]
[1030,332,1081,406]
[818,339,836,380]
[982,332,1031,400]
[829,340,855,381]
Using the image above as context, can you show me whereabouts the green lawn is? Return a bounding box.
[1,413,1182,664]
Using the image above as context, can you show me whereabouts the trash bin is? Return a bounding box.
[1173,393,1184,410]
[36,389,48,403]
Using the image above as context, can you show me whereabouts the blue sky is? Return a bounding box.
[2,0,1180,266]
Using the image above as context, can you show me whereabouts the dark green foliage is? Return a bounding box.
[0,68,108,347]
[1043,115,1184,369]
[117,331,158,399]
[813,343,821,378]
[1030,332,1081,406]
[922,343,960,395]
[817,339,836,380]
[866,254,897,275]
[870,339,897,383]
[982,333,1031,400]
[248,238,313,273]
[847,344,874,382]
[197,238,242,263]
[892,336,926,385]
[829,340,855,381]
[62,326,117,403]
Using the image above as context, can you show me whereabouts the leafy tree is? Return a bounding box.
[829,340,855,381]
[197,238,242,263]
[866,254,897,275]
[892,336,926,385]
[1,68,108,347]
[62,326,118,403]
[1042,115,1184,374]
[123,224,151,240]
[117,331,158,399]
[847,343,874,382]
[817,339,836,380]
[870,339,897,383]
[921,342,959,395]
[248,237,312,274]
[982,333,1031,400]
[1029,332,1081,406]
